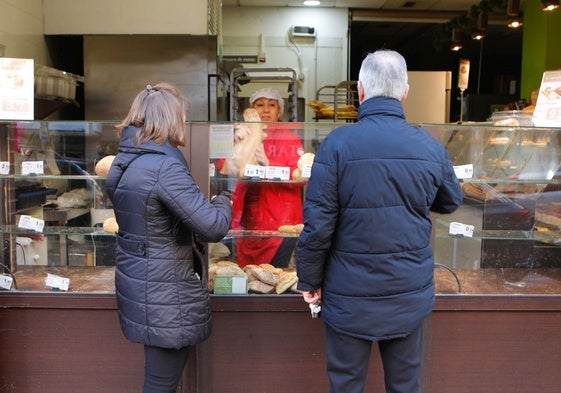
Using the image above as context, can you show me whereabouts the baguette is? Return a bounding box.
[220,108,266,178]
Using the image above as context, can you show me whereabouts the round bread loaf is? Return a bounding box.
[95,155,116,177]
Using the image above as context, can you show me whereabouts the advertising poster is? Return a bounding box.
[0,58,34,120]
[533,70,561,127]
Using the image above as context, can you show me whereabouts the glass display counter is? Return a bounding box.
[1,119,561,393]
[425,123,561,295]
[1,120,561,295]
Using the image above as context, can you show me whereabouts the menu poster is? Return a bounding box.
[533,70,561,128]
[0,58,34,120]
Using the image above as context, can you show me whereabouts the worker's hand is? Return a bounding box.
[254,144,269,166]
[234,123,251,143]
[302,289,322,305]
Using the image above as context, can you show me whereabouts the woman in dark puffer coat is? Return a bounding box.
[106,83,232,393]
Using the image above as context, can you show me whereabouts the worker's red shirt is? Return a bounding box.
[231,125,305,266]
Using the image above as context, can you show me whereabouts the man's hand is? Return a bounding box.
[302,289,322,305]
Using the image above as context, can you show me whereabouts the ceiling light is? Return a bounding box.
[508,16,523,28]
[471,32,485,40]
[471,12,488,40]
[304,1,320,5]
[507,0,523,28]
[541,0,560,11]
[450,43,462,51]
[450,29,462,51]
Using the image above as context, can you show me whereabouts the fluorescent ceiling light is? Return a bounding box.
[304,1,321,6]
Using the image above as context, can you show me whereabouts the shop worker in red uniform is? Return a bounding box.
[225,88,304,267]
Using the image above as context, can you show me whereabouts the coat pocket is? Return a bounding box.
[116,232,147,257]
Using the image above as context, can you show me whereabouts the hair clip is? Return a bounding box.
[146,84,155,93]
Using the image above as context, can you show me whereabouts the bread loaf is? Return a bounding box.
[275,271,298,294]
[249,280,275,294]
[245,265,278,285]
[278,223,304,235]
[220,108,266,178]
[103,217,119,233]
[95,155,116,177]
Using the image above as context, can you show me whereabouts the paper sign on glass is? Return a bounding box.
[0,161,9,175]
[449,222,474,237]
[453,164,473,179]
[45,273,70,291]
[18,215,45,232]
[21,161,44,175]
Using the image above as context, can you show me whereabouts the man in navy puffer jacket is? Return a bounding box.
[296,50,463,393]
[106,83,232,393]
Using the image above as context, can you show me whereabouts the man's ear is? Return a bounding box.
[358,81,365,104]
[400,84,410,103]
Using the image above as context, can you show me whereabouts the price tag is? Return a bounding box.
[243,164,266,178]
[453,164,473,179]
[449,222,475,237]
[265,166,290,181]
[45,273,70,291]
[21,161,44,175]
[18,215,45,232]
[0,275,13,290]
[301,163,312,178]
[0,161,9,175]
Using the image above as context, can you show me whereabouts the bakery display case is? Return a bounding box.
[1,119,561,295]
[0,120,119,289]
[425,122,561,294]
[1,119,561,393]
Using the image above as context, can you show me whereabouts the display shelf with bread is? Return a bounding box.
[310,81,359,122]
[0,120,119,273]
[2,119,561,297]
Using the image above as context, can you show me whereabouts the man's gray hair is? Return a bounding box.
[358,50,408,101]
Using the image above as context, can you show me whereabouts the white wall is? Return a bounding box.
[222,7,349,121]
[0,0,50,64]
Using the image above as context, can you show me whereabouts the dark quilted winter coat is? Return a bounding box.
[297,97,463,341]
[106,126,232,349]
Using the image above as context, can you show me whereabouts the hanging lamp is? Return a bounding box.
[541,0,560,11]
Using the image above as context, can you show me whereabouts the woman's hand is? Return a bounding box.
[234,123,251,142]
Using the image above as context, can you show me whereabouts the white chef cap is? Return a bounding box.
[249,88,284,114]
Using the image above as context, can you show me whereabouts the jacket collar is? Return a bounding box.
[357,96,406,121]
[118,126,186,165]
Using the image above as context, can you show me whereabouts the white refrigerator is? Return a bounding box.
[403,71,452,124]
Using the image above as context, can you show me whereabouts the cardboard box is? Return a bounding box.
[213,276,248,294]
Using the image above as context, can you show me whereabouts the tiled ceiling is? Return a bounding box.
[221,0,482,12]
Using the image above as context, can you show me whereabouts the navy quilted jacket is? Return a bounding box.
[296,97,463,340]
[106,126,232,349]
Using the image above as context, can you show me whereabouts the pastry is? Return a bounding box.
[245,265,278,285]
[94,155,116,177]
[102,216,119,233]
[248,280,275,294]
[275,271,298,294]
